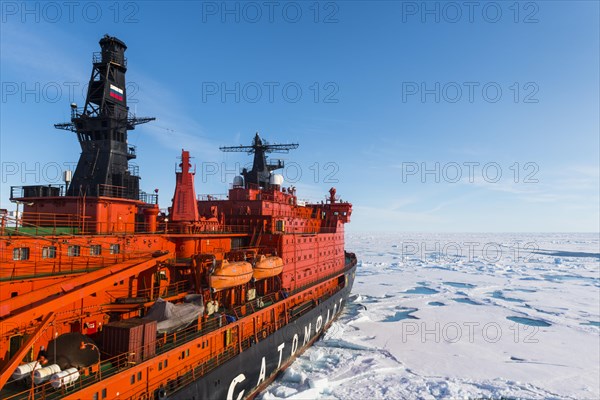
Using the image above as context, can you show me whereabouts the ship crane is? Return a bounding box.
[219,133,298,188]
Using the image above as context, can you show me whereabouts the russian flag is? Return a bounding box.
[109,84,124,101]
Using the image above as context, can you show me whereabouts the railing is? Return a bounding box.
[138,190,158,205]
[267,159,284,169]
[121,342,240,400]
[2,312,283,399]
[2,313,228,400]
[154,316,226,358]
[162,223,250,235]
[10,184,159,206]
[97,184,127,198]
[10,185,65,199]
[0,208,340,238]
[105,280,190,303]
[128,165,139,177]
[3,349,135,400]
[0,212,254,237]
[97,184,159,205]
[0,255,113,282]
[92,51,127,67]
[197,194,228,201]
[2,211,85,236]
[230,291,281,320]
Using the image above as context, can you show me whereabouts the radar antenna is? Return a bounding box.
[220,132,298,188]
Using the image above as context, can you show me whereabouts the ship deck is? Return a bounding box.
[1,254,356,400]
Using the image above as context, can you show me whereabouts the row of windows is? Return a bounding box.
[295,262,337,280]
[284,249,341,263]
[11,244,121,261]
[285,235,342,245]
[130,371,143,384]
[158,359,169,371]
[92,388,107,400]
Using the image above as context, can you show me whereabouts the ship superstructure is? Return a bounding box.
[0,35,356,400]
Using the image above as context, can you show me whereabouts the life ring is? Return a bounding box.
[262,330,267,339]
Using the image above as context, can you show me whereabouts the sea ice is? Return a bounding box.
[261,233,600,400]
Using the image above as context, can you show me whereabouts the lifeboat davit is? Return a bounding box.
[209,260,253,291]
[253,255,284,280]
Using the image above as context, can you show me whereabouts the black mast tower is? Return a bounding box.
[220,133,299,189]
[55,35,154,199]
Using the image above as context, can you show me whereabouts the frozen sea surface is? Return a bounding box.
[261,233,600,400]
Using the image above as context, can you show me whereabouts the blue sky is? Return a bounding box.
[1,1,598,232]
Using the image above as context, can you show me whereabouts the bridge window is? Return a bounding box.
[67,245,80,257]
[42,246,56,259]
[90,245,102,256]
[102,388,107,399]
[275,220,284,232]
[12,247,30,261]
[110,244,120,254]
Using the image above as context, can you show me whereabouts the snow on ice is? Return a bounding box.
[260,233,600,399]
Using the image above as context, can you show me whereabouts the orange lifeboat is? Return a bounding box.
[253,255,284,280]
[209,260,253,291]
